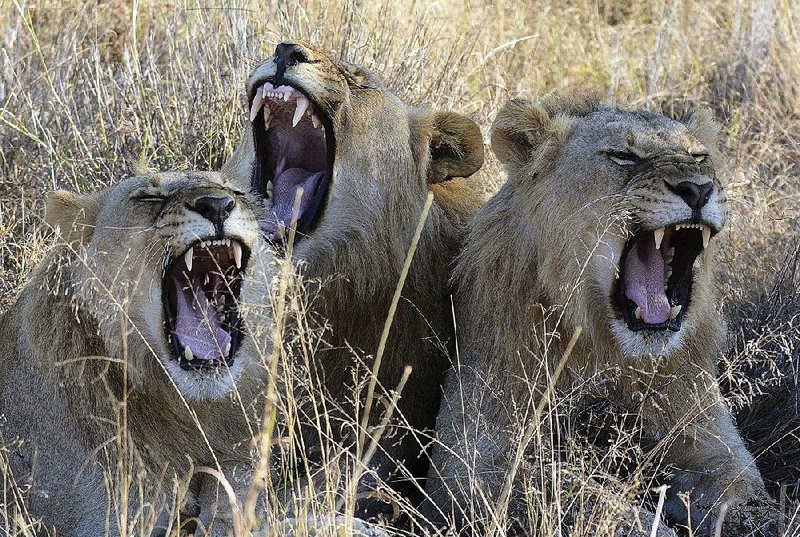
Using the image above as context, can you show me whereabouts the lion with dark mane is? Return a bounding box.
[223,41,485,516]
[424,93,775,535]
[0,171,274,536]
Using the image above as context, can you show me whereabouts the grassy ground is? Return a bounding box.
[1,0,798,535]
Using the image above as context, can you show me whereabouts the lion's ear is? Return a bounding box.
[682,108,722,150]
[427,112,484,184]
[490,99,552,168]
[45,190,101,246]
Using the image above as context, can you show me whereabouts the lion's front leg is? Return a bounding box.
[193,464,256,537]
[637,374,776,536]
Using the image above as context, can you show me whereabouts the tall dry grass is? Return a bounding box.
[1,0,799,535]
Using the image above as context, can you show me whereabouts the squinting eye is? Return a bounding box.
[608,152,640,166]
[131,195,166,203]
[130,188,168,203]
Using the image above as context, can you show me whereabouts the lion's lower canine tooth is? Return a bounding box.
[223,342,231,357]
[701,224,711,249]
[311,113,321,130]
[670,305,682,319]
[293,95,309,127]
[184,346,194,361]
[654,227,665,250]
[232,242,242,269]
[263,106,271,130]
[184,247,193,272]
[634,306,643,320]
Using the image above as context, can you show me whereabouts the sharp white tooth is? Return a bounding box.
[701,225,711,249]
[634,306,643,320]
[676,224,682,230]
[670,305,682,319]
[184,247,193,272]
[223,342,231,357]
[204,275,209,285]
[184,346,194,361]
[283,92,289,101]
[311,113,321,129]
[263,105,271,130]
[232,241,242,269]
[292,95,309,127]
[249,87,264,122]
[653,227,665,250]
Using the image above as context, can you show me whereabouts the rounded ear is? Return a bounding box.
[427,112,485,184]
[682,107,722,150]
[45,190,101,246]
[490,99,552,168]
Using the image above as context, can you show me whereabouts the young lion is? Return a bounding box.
[0,172,275,536]
[425,94,775,535]
[223,41,485,514]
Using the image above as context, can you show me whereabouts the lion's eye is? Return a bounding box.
[130,188,167,203]
[608,152,640,166]
[692,153,708,163]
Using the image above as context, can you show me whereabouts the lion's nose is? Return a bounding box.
[190,195,236,225]
[274,42,309,69]
[667,180,714,210]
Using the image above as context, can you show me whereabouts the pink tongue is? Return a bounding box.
[173,276,231,360]
[623,234,671,324]
[262,167,324,234]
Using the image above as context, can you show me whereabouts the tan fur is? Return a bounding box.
[223,41,485,510]
[0,172,275,536]
[425,94,774,535]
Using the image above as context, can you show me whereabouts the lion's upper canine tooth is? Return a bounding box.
[184,247,193,272]
[184,346,194,361]
[670,305,682,319]
[249,87,264,122]
[701,224,711,249]
[293,95,309,127]
[653,227,665,250]
[232,241,242,269]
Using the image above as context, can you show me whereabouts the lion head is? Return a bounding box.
[224,41,484,280]
[44,171,269,400]
[489,93,726,357]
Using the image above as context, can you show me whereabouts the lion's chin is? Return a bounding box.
[247,81,334,248]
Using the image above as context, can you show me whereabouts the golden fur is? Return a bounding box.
[425,94,774,535]
[223,41,485,513]
[0,172,275,536]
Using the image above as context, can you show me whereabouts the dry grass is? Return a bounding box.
[1,0,799,535]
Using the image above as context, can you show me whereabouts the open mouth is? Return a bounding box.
[614,223,716,332]
[248,81,333,245]
[163,239,251,370]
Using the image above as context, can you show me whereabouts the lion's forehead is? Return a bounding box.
[581,109,704,156]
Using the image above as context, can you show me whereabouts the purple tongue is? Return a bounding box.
[262,167,324,234]
[173,275,230,360]
[623,234,671,324]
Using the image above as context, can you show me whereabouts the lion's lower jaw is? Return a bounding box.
[610,318,688,358]
[159,354,248,401]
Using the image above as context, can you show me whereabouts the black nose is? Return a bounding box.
[274,43,309,69]
[668,180,714,210]
[190,195,236,225]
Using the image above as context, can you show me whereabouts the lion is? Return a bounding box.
[0,171,275,536]
[423,94,775,535]
[223,41,485,517]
